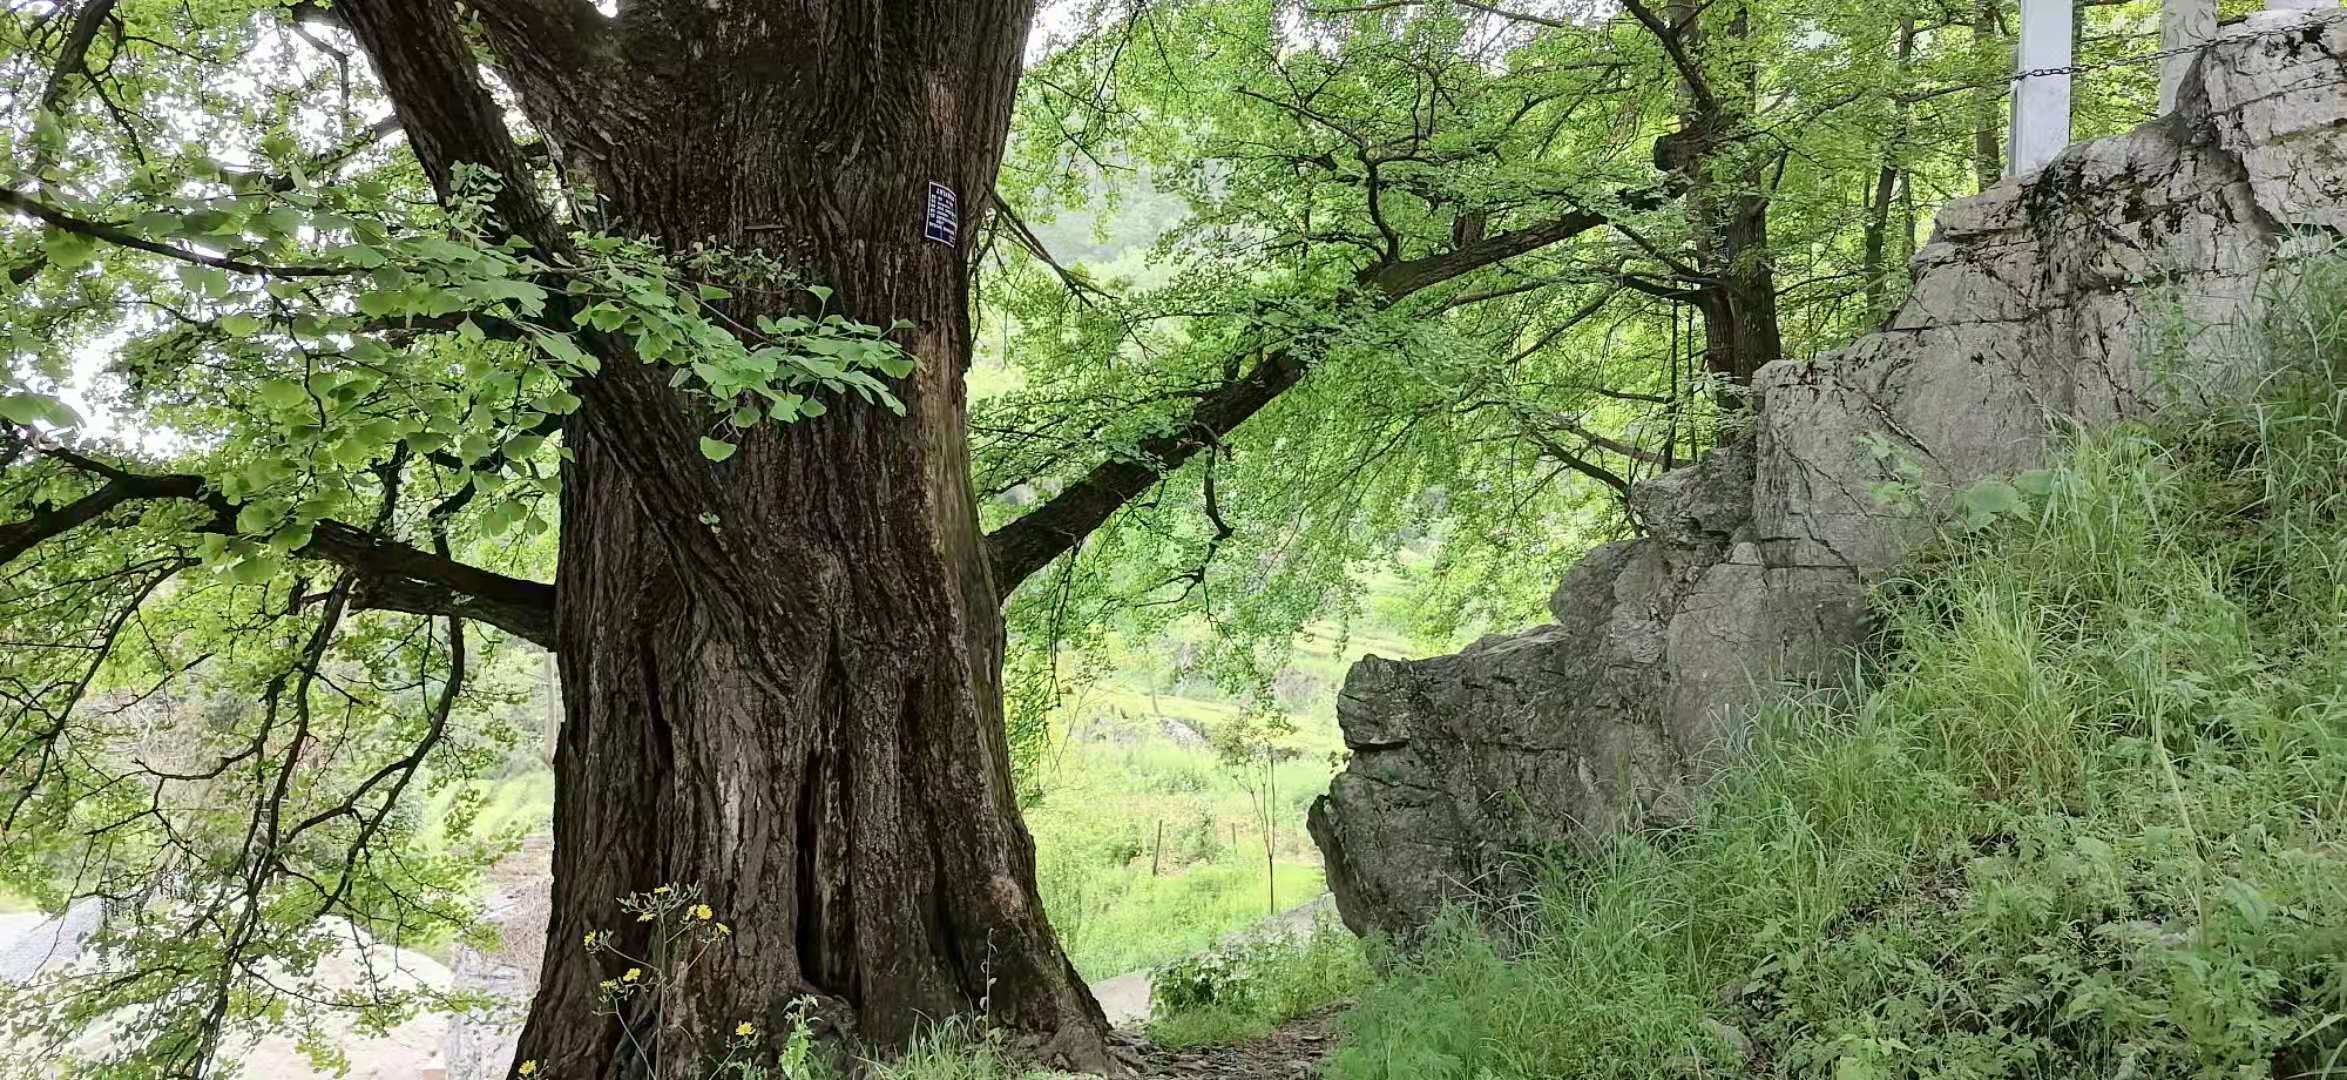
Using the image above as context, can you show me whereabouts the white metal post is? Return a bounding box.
[2008,0,2074,178]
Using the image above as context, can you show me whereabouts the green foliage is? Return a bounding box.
[984,0,2209,748]
[0,0,2303,1071]
[1322,269,2347,1079]
[1027,717,1335,979]
[1147,915,1374,1048]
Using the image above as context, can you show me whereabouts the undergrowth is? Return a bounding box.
[1324,266,2347,1079]
[1146,913,1374,1047]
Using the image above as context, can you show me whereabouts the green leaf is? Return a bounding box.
[356,289,408,318]
[268,522,315,552]
[0,391,76,427]
[191,265,233,298]
[227,554,280,584]
[236,502,279,534]
[480,501,519,537]
[258,379,309,409]
[42,229,98,270]
[698,437,738,463]
[1960,477,2024,518]
[220,314,264,338]
[533,331,599,375]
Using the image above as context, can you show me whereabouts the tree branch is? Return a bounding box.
[34,0,119,122]
[0,187,350,277]
[991,191,1118,305]
[1309,0,1568,28]
[987,349,1307,597]
[986,203,1626,595]
[334,0,565,247]
[1515,424,1632,498]
[3,439,556,647]
[1357,206,1609,297]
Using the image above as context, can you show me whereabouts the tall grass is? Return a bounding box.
[1326,264,2347,1079]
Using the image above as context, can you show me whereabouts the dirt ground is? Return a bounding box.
[1109,1007,1341,1079]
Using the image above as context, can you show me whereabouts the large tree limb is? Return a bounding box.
[1308,1,1568,29]
[1357,206,1611,296]
[2,440,556,647]
[985,203,1620,595]
[1514,424,1632,498]
[34,0,118,123]
[334,0,565,247]
[986,349,1308,595]
[0,187,350,277]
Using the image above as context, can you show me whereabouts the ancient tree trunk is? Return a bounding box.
[1697,193,1784,387]
[342,3,1108,1076]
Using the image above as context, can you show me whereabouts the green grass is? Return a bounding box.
[1025,714,1338,979]
[1147,912,1375,1047]
[1046,856,1328,980]
[1321,267,2347,1079]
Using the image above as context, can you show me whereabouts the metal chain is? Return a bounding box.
[2011,14,2333,81]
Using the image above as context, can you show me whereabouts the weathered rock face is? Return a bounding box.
[444,837,553,1080]
[1309,14,2347,941]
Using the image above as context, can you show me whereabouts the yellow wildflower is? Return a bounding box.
[518,1063,539,1077]
[693,904,714,921]
[636,911,656,922]
[653,885,672,894]
[735,1022,755,1037]
[598,979,617,992]
[715,922,732,936]
[623,967,642,982]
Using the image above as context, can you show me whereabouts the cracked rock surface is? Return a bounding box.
[1309,14,2347,941]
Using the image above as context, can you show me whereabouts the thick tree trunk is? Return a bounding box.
[374,4,1117,1076]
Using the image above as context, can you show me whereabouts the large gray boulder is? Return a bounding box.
[1309,13,2347,941]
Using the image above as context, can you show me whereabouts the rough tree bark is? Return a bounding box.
[338,1,1109,1075]
[1643,0,1783,392]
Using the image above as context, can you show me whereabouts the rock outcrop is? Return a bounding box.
[1310,13,2347,941]
[444,836,553,1080]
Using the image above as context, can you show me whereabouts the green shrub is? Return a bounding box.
[1325,268,2347,1079]
[1148,913,1374,1047]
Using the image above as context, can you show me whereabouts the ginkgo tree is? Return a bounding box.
[1,0,1121,1075]
[0,0,2196,1076]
